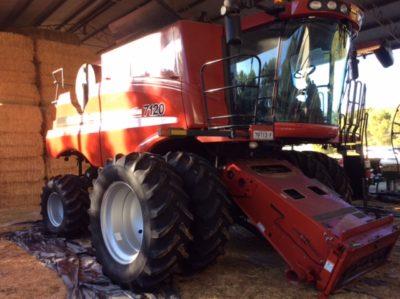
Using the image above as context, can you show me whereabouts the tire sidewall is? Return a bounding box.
[42,179,68,234]
[89,164,152,283]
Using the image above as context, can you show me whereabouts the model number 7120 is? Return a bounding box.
[143,103,166,117]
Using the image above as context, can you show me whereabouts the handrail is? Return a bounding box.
[391,104,400,173]
[200,54,262,130]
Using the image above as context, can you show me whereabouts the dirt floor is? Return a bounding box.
[0,207,67,299]
[0,201,399,299]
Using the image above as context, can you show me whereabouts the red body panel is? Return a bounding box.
[47,1,364,163]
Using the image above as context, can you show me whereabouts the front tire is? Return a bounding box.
[41,175,90,236]
[165,152,232,271]
[304,151,353,202]
[89,153,192,289]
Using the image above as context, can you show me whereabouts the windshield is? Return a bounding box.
[231,19,351,126]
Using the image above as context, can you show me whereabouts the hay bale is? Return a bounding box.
[0,83,40,105]
[0,157,45,183]
[45,158,79,178]
[36,40,95,63]
[0,193,42,209]
[40,86,61,106]
[0,46,33,62]
[0,70,35,84]
[0,105,42,133]
[42,105,57,132]
[0,59,35,73]
[1,181,43,197]
[0,32,33,51]
[39,73,75,88]
[0,133,43,158]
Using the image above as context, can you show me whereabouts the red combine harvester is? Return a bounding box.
[42,0,399,296]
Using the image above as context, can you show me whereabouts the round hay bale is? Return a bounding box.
[0,32,33,51]
[0,133,43,158]
[0,105,43,133]
[0,83,40,105]
[0,157,45,183]
[0,70,35,84]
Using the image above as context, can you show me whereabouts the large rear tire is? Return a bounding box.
[304,151,353,202]
[41,175,90,236]
[282,150,334,190]
[89,153,192,289]
[165,152,231,271]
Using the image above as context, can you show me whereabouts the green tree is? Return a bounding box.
[367,108,394,146]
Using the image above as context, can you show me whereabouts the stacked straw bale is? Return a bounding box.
[0,104,44,208]
[0,33,45,208]
[36,39,97,177]
[0,33,40,106]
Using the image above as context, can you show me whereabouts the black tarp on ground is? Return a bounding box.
[3,222,179,299]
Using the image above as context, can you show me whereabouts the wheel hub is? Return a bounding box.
[100,181,144,265]
[47,192,64,227]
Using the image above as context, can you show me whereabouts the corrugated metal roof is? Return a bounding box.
[0,0,399,51]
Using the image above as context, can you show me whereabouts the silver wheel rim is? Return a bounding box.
[100,181,144,265]
[47,192,64,227]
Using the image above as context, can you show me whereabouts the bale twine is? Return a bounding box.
[0,105,42,133]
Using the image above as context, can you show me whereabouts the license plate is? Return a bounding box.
[253,130,274,141]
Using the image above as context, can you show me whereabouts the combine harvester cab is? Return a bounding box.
[223,158,399,296]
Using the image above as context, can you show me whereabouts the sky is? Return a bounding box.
[359,49,400,109]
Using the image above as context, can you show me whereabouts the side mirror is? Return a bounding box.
[224,14,242,45]
[350,55,359,80]
[375,42,394,68]
[221,0,242,46]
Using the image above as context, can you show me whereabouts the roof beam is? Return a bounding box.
[177,0,207,14]
[55,0,94,30]
[362,15,400,32]
[33,0,66,26]
[154,0,182,20]
[361,0,399,11]
[81,0,152,42]
[67,0,116,33]
[0,0,33,29]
